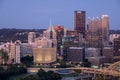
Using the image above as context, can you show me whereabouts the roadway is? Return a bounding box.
[27,67,120,77]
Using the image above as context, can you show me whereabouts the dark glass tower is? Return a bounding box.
[74,10,86,36]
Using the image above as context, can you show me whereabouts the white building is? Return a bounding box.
[109,34,120,44]
[14,40,21,63]
[0,40,21,64]
[34,23,57,48]
[43,23,56,39]
[28,32,36,44]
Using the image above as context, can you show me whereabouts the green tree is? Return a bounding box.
[82,59,91,67]
[74,69,81,73]
[18,75,40,80]
[37,69,46,80]
[8,64,27,75]
[48,72,62,80]
[20,69,62,80]
[0,49,9,65]
[46,70,54,77]
[58,60,67,68]
[37,69,62,80]
[21,56,33,67]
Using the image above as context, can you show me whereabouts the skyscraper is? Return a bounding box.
[86,17,102,48]
[54,26,64,55]
[74,10,86,35]
[86,15,109,47]
[101,15,109,46]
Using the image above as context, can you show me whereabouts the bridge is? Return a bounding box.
[107,61,120,71]
[27,61,120,77]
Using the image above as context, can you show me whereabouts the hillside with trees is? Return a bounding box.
[0,28,45,43]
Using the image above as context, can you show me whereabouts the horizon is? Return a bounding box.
[0,28,120,31]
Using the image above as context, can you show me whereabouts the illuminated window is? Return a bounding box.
[36,55,42,62]
[45,54,51,61]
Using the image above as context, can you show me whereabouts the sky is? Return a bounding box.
[0,0,120,30]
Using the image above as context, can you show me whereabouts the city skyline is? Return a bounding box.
[0,0,120,29]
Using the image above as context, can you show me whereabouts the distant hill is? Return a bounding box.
[0,28,46,43]
[0,29,120,43]
[110,30,120,34]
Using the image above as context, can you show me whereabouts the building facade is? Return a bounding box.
[113,37,120,61]
[33,48,56,64]
[102,46,113,63]
[15,40,21,63]
[28,32,36,44]
[86,15,109,48]
[101,15,109,46]
[86,17,102,48]
[74,10,86,36]
[54,26,64,55]
[67,47,83,62]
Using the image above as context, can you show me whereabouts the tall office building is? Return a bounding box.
[101,15,109,46]
[54,26,64,55]
[86,15,109,47]
[86,17,102,48]
[74,10,86,35]
[28,32,36,44]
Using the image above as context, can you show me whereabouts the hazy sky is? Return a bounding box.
[0,0,120,29]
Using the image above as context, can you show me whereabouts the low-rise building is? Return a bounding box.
[33,48,56,64]
[67,47,84,62]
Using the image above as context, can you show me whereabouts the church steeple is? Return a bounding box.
[47,19,56,39]
[49,19,53,39]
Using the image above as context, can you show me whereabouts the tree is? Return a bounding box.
[37,69,62,80]
[21,56,33,67]
[11,59,14,64]
[8,64,27,75]
[82,59,91,67]
[48,72,62,80]
[46,70,54,76]
[57,60,67,68]
[18,75,40,80]
[74,69,81,74]
[0,67,6,80]
[0,49,9,65]
[37,69,46,80]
